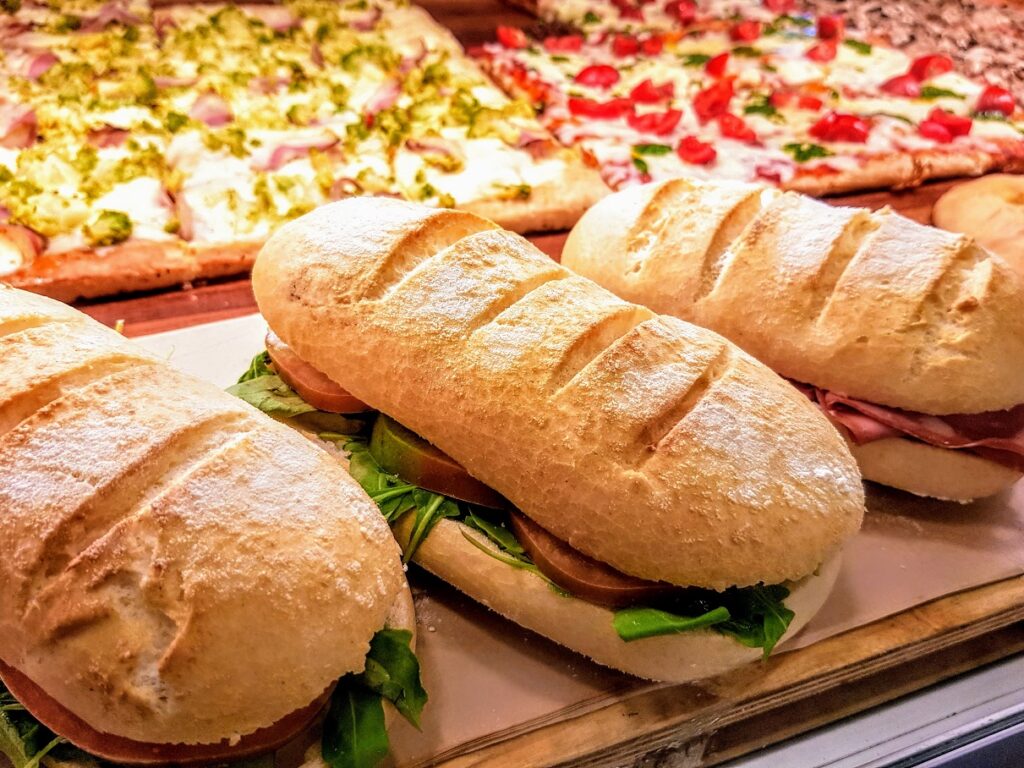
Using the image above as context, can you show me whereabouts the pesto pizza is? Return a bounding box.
[0,0,605,301]
[479,0,1024,195]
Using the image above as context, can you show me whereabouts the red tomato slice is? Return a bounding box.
[705,52,730,78]
[925,107,972,137]
[629,78,675,102]
[641,35,664,55]
[543,34,583,53]
[568,96,635,119]
[817,14,844,39]
[717,112,757,142]
[880,73,921,97]
[677,135,717,164]
[918,119,953,143]
[574,64,620,88]
[611,33,640,57]
[666,0,697,24]
[976,85,1015,116]
[265,331,371,414]
[627,108,682,135]
[909,54,954,81]
[809,111,870,142]
[693,78,734,122]
[496,26,528,50]
[806,39,837,62]
[764,0,795,12]
[729,19,762,41]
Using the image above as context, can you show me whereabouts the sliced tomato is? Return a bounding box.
[369,414,506,508]
[976,85,1015,116]
[677,135,717,164]
[627,108,682,135]
[816,14,844,39]
[880,73,921,97]
[705,51,729,78]
[918,119,952,143]
[612,0,645,20]
[924,107,972,137]
[611,33,640,57]
[806,39,837,62]
[496,26,528,50]
[808,111,870,142]
[568,96,634,119]
[909,54,954,81]
[629,78,674,102]
[665,0,697,24]
[717,112,757,142]
[729,19,762,41]
[640,34,664,55]
[693,78,734,122]
[508,512,676,608]
[543,34,583,53]
[265,331,371,414]
[764,0,795,12]
[574,64,620,88]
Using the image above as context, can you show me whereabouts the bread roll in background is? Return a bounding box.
[562,178,1024,416]
[253,198,864,592]
[0,285,406,746]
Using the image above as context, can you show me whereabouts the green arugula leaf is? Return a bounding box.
[764,13,813,35]
[0,683,64,768]
[631,156,649,174]
[459,527,569,596]
[732,45,762,58]
[632,143,672,155]
[613,606,731,642]
[582,10,601,24]
[237,350,275,382]
[227,374,318,418]
[783,141,833,162]
[743,93,780,119]
[717,585,795,657]
[404,490,460,563]
[918,86,964,100]
[362,630,427,728]
[842,38,872,55]
[680,53,711,67]
[464,510,524,554]
[867,111,914,124]
[321,681,389,768]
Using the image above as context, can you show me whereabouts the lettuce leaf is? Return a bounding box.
[361,630,427,729]
[0,683,63,768]
[612,606,730,642]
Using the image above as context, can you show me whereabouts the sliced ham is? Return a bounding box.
[247,6,299,32]
[349,6,382,31]
[364,81,400,119]
[252,134,338,172]
[329,177,362,200]
[88,125,129,148]
[80,3,143,33]
[155,75,198,89]
[799,383,1024,472]
[25,52,57,80]
[0,104,36,149]
[189,93,232,127]
[175,193,194,242]
[405,137,464,163]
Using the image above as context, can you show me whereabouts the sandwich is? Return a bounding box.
[236,197,865,683]
[561,178,1024,502]
[0,285,424,768]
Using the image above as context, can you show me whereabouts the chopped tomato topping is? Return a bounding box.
[568,97,635,119]
[923,107,972,137]
[909,54,954,81]
[817,14,844,39]
[612,0,645,20]
[677,135,717,164]
[729,19,762,41]
[627,108,683,135]
[806,39,837,62]
[772,90,825,111]
[764,0,795,12]
[641,35,664,55]
[496,26,528,50]
[918,119,952,143]
[705,52,730,78]
[880,73,921,97]
[543,34,583,53]
[809,111,871,142]
[575,64,621,88]
[629,78,675,102]
[611,34,640,57]
[666,0,698,25]
[976,85,1015,116]
[693,78,734,122]
[717,113,757,142]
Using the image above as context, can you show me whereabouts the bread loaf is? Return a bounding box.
[0,284,406,746]
[561,178,1024,415]
[253,198,864,592]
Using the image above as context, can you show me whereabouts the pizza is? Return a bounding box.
[0,0,605,301]
[478,0,1024,195]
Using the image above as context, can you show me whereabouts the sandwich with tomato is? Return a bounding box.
[232,197,865,682]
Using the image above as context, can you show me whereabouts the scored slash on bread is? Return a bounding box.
[0,284,406,748]
[253,198,864,591]
[562,178,1024,501]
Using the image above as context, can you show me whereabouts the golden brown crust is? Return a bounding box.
[932,174,1024,277]
[562,178,1024,414]
[0,284,406,746]
[253,197,864,591]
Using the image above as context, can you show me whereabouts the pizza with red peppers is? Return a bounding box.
[0,0,604,302]
[479,0,1024,195]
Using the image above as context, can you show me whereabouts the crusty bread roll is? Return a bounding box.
[932,175,1024,278]
[561,178,1024,416]
[253,198,864,592]
[392,517,840,682]
[0,284,406,747]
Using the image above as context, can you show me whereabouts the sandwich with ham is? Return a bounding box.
[562,178,1024,502]
[234,197,865,682]
[0,285,423,768]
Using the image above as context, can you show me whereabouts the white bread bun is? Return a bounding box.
[932,174,1024,277]
[562,178,1024,415]
[253,198,863,591]
[395,516,840,682]
[0,284,406,746]
[846,436,1022,502]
